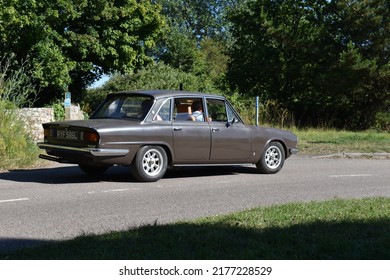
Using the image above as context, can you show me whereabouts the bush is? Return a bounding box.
[0,55,40,170]
[46,99,65,121]
[82,62,220,115]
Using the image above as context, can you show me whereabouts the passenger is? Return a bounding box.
[191,101,204,121]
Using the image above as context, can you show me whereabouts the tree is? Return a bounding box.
[156,0,239,41]
[0,0,165,104]
[83,62,220,114]
[150,0,235,93]
[227,0,389,129]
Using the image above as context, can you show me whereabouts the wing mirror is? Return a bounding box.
[226,117,236,128]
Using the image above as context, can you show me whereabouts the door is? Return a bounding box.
[206,98,252,162]
[172,97,211,163]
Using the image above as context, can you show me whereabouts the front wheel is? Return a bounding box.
[131,146,168,182]
[256,142,285,174]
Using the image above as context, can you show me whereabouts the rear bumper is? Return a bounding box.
[37,143,129,157]
[289,148,299,155]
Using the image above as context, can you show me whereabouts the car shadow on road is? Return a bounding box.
[0,165,259,184]
[0,238,54,254]
[0,166,104,184]
[165,165,258,179]
[1,218,389,259]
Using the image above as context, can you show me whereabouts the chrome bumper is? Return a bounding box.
[37,143,129,157]
[289,148,299,155]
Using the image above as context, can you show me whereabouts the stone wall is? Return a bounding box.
[16,104,85,141]
[69,104,85,120]
[16,108,54,141]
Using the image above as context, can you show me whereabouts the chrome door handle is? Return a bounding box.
[212,128,220,132]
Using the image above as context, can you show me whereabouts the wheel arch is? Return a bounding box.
[133,143,173,167]
[264,139,288,157]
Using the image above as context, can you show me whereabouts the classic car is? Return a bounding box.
[38,90,298,182]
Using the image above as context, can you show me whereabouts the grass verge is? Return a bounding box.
[294,129,390,156]
[0,112,41,170]
[1,197,389,260]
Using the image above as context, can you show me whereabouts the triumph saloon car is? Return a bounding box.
[38,90,298,182]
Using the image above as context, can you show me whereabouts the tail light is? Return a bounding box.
[83,131,99,143]
[43,128,54,138]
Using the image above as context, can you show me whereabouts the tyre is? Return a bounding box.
[131,146,168,182]
[256,142,285,174]
[79,164,110,175]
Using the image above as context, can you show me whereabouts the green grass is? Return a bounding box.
[1,197,389,260]
[294,128,390,155]
[0,112,41,170]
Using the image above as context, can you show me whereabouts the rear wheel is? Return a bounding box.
[131,146,168,182]
[256,142,285,174]
[79,164,110,175]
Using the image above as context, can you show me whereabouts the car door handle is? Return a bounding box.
[212,128,220,132]
[174,128,182,131]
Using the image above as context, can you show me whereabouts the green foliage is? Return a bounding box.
[0,0,165,103]
[0,56,40,170]
[0,55,37,107]
[374,112,390,132]
[227,0,390,130]
[156,26,199,72]
[83,62,220,115]
[0,109,40,170]
[46,100,66,121]
[294,128,390,155]
[259,100,295,128]
[373,100,390,132]
[155,0,239,41]
[152,0,232,94]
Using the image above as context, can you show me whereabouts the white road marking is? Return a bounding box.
[329,174,373,178]
[87,188,140,195]
[103,189,130,193]
[0,198,29,203]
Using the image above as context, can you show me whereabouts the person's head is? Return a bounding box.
[192,101,202,112]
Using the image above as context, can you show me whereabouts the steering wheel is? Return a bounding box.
[213,112,227,122]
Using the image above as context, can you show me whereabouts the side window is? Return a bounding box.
[206,98,241,123]
[154,99,172,121]
[226,102,240,123]
[206,99,227,122]
[173,98,204,122]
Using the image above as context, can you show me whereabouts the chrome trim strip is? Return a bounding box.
[90,149,129,156]
[37,143,129,157]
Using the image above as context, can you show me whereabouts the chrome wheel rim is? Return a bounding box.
[264,145,282,170]
[142,149,163,176]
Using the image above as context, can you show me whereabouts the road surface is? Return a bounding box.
[0,156,389,252]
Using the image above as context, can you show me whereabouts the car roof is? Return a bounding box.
[110,90,225,100]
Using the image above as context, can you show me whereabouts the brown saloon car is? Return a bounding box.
[38,90,298,182]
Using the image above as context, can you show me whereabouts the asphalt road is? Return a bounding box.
[0,156,389,252]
